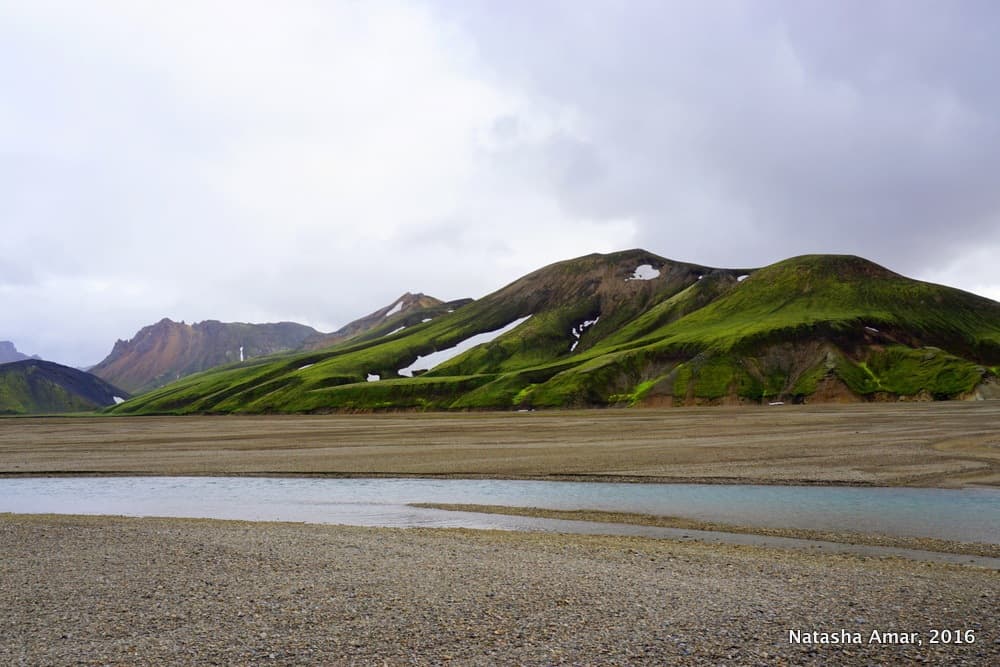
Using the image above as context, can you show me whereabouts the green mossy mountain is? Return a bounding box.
[0,359,129,415]
[108,250,1000,414]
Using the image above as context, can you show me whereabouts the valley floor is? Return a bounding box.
[0,402,998,486]
[0,514,996,666]
[3,404,998,664]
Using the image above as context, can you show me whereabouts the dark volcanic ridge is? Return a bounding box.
[0,359,128,415]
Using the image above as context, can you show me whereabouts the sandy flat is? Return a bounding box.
[1,402,998,486]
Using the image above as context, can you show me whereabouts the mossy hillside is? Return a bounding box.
[0,360,128,414]
[596,272,747,349]
[326,298,471,347]
[111,293,537,414]
[272,374,495,412]
[108,252,1000,414]
[835,346,985,398]
[647,255,1000,358]
[111,249,713,413]
[0,370,87,414]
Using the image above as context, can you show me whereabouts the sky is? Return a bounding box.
[3,0,999,367]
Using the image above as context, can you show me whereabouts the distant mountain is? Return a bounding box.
[0,360,128,414]
[0,341,39,364]
[90,319,322,394]
[300,292,470,350]
[109,250,1000,415]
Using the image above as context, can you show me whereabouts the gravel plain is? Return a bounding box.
[2,514,997,666]
[2,402,999,487]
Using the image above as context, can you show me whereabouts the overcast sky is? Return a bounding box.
[3,0,999,367]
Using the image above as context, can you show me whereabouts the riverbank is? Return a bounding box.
[1,402,998,487]
[414,503,1000,559]
[1,514,996,665]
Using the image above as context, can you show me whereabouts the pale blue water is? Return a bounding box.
[1,477,997,544]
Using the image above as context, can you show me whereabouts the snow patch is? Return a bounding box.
[112,396,125,405]
[398,315,532,377]
[384,300,404,317]
[697,275,703,280]
[569,316,600,351]
[865,326,880,333]
[626,264,660,281]
[737,274,749,282]
[388,326,407,335]
[367,373,380,382]
[422,318,433,323]
[239,345,244,362]
[299,363,314,370]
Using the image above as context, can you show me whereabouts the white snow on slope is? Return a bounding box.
[422,318,433,323]
[627,264,660,281]
[298,363,314,370]
[384,300,403,317]
[569,316,600,352]
[367,373,380,382]
[112,396,125,405]
[737,274,749,282]
[388,326,406,335]
[398,316,532,377]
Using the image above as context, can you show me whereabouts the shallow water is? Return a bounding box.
[1,476,997,544]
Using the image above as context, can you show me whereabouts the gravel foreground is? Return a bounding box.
[1,515,997,666]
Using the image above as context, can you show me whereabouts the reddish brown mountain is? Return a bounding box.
[90,319,320,394]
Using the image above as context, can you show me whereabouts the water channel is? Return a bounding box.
[2,476,997,543]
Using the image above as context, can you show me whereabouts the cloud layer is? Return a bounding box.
[3,1,998,365]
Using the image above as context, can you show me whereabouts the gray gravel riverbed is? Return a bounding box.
[1,514,997,665]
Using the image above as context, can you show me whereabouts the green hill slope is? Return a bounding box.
[108,252,1000,414]
[0,360,129,414]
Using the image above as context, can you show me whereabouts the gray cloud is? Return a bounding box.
[2,1,998,366]
[444,0,1000,271]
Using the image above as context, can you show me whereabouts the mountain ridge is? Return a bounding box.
[90,319,322,394]
[108,250,1000,414]
[0,341,40,364]
[0,359,128,414]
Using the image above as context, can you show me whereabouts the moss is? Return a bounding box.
[789,363,829,397]
[108,252,1000,414]
[672,364,693,399]
[866,347,982,397]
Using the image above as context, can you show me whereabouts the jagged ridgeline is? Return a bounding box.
[108,250,1000,414]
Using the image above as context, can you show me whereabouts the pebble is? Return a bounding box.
[1,514,996,665]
